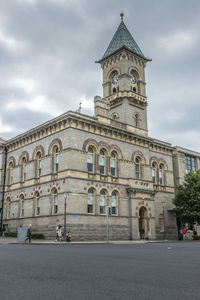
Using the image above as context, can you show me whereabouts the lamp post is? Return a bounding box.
[162,201,166,240]
[64,191,67,242]
[106,206,111,242]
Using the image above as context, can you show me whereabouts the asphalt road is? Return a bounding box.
[0,242,199,300]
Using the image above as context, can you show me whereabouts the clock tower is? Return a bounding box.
[96,14,151,136]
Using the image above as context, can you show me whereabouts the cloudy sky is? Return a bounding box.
[0,0,200,151]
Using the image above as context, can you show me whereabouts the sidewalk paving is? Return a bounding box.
[0,237,177,245]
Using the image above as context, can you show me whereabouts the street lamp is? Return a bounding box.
[106,206,111,242]
[64,191,67,242]
[162,201,166,240]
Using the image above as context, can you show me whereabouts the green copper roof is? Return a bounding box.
[102,20,144,59]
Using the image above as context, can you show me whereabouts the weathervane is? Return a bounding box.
[120,12,124,21]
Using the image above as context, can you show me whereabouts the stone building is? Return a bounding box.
[0,16,198,240]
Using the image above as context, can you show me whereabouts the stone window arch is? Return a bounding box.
[152,161,158,184]
[19,152,29,182]
[111,191,118,215]
[51,188,58,214]
[7,161,14,186]
[48,139,62,174]
[6,197,11,219]
[135,156,142,179]
[34,191,40,216]
[19,194,25,218]
[99,148,107,175]
[110,151,118,177]
[99,189,107,214]
[159,164,164,185]
[133,112,141,128]
[88,188,96,214]
[87,146,96,173]
[35,151,42,178]
[111,112,119,120]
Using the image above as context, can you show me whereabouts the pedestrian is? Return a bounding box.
[56,225,59,241]
[2,225,6,237]
[183,227,187,240]
[140,228,145,240]
[57,225,62,241]
[25,224,32,243]
[66,231,72,242]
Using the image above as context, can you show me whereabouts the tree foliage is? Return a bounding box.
[173,170,200,224]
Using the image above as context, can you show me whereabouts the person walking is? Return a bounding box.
[57,225,62,241]
[183,227,187,240]
[25,224,32,243]
[140,228,145,240]
[2,225,6,237]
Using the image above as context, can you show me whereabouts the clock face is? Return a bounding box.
[112,73,119,85]
[130,72,137,84]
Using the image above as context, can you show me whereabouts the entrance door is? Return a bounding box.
[139,206,149,238]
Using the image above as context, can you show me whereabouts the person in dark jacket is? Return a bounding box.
[25,224,32,243]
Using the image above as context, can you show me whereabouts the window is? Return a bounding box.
[135,157,141,179]
[36,152,42,177]
[8,162,13,185]
[99,149,106,175]
[185,155,196,174]
[87,147,94,173]
[112,113,118,120]
[100,190,106,214]
[7,198,11,219]
[53,146,59,173]
[110,152,117,176]
[159,164,164,185]
[21,157,26,181]
[134,114,139,127]
[152,162,157,184]
[88,188,94,213]
[53,189,58,214]
[111,191,117,215]
[20,196,24,217]
[35,192,40,215]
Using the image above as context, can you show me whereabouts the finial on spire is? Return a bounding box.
[120,12,124,21]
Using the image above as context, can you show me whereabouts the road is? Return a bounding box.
[0,242,199,300]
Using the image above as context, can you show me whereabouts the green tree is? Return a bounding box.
[174,170,200,224]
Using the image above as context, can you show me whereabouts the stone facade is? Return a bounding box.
[0,18,198,240]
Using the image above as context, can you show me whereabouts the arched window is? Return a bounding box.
[88,188,95,214]
[159,164,164,185]
[130,71,137,84]
[7,197,11,219]
[152,162,158,184]
[53,146,59,173]
[134,114,139,127]
[8,162,13,185]
[99,149,106,175]
[110,152,117,176]
[53,189,58,214]
[100,190,107,214]
[135,157,141,179]
[111,191,117,215]
[36,152,42,178]
[87,146,94,173]
[21,157,27,182]
[20,195,25,218]
[35,191,40,215]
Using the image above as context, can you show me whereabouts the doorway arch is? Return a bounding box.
[138,206,149,238]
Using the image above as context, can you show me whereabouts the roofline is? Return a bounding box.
[96,45,152,64]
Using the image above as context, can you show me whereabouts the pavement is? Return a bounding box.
[0,236,194,244]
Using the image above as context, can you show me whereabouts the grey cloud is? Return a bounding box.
[0,0,200,152]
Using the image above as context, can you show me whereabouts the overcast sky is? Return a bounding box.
[0,0,200,151]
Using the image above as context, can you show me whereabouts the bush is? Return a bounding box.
[193,235,200,240]
[5,232,17,237]
[31,233,45,240]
